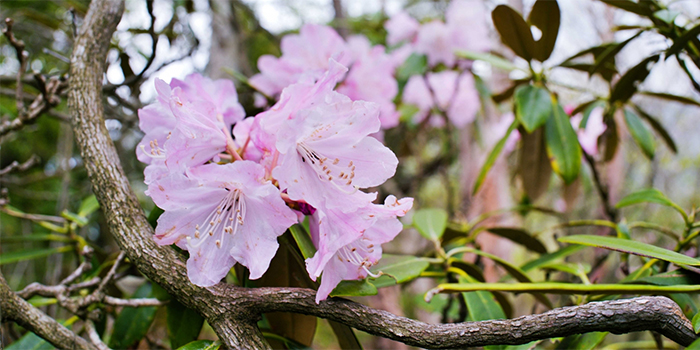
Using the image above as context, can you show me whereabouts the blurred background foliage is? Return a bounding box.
[4,0,700,349]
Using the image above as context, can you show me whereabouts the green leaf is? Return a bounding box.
[590,31,643,78]
[556,332,607,350]
[289,224,316,260]
[610,54,660,103]
[599,0,653,16]
[0,234,74,243]
[5,331,54,350]
[560,43,619,81]
[60,210,89,227]
[455,50,519,71]
[492,5,536,61]
[635,270,700,286]
[521,245,585,272]
[0,246,72,265]
[623,109,655,159]
[515,85,552,133]
[110,282,159,349]
[459,276,506,322]
[176,340,221,350]
[487,227,548,254]
[631,105,677,153]
[654,9,679,24]
[558,234,700,267]
[559,62,617,82]
[693,312,700,334]
[148,206,164,229]
[328,321,363,350]
[330,279,378,297]
[413,208,448,242]
[77,195,100,217]
[638,91,700,107]
[528,0,560,61]
[545,102,581,184]
[167,299,205,349]
[615,188,688,223]
[432,282,700,295]
[667,23,700,57]
[474,118,519,194]
[396,53,427,81]
[518,127,552,201]
[576,100,607,129]
[398,103,420,123]
[451,261,485,282]
[369,254,429,284]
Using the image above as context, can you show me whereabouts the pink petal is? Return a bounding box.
[447,73,480,127]
[427,71,459,110]
[385,11,420,46]
[414,21,455,67]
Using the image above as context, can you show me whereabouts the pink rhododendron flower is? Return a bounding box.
[414,21,455,67]
[404,71,480,127]
[403,75,434,123]
[571,107,607,156]
[339,36,400,128]
[271,60,399,212]
[249,24,351,97]
[447,73,481,127]
[384,11,420,46]
[149,161,297,286]
[308,196,413,303]
[445,0,491,54]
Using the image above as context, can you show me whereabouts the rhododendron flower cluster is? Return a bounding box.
[138,66,412,302]
[249,24,401,129]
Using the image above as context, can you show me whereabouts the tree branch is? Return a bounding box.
[65,0,700,349]
[0,272,96,350]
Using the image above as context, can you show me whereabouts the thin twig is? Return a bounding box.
[84,320,110,350]
[3,18,28,114]
[0,154,40,176]
[583,152,618,221]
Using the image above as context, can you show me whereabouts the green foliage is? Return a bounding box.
[514,85,552,133]
[544,102,581,184]
[413,208,448,242]
[110,282,159,349]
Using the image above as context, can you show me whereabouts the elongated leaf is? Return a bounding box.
[559,62,617,81]
[556,332,607,350]
[5,331,54,350]
[257,235,317,347]
[693,312,700,334]
[432,282,700,295]
[590,31,643,78]
[110,283,159,349]
[521,245,585,272]
[528,0,560,61]
[632,105,677,153]
[370,254,429,284]
[667,23,700,57]
[576,100,606,129]
[545,103,581,183]
[451,261,486,282]
[78,194,100,217]
[167,299,205,349]
[559,234,700,266]
[600,117,620,162]
[396,53,428,81]
[487,227,548,254]
[635,270,700,286]
[457,248,552,309]
[610,54,660,103]
[638,91,700,107]
[492,5,536,61]
[0,234,74,243]
[0,246,72,265]
[474,118,519,194]
[176,340,221,350]
[61,210,89,227]
[599,0,653,16]
[623,108,655,159]
[616,188,688,222]
[413,208,448,241]
[328,321,363,350]
[569,99,602,121]
[459,276,506,322]
[515,85,552,133]
[518,127,552,200]
[330,279,378,297]
[290,224,316,260]
[455,50,519,71]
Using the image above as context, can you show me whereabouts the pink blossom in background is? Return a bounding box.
[570,107,607,156]
[339,36,400,128]
[403,71,480,128]
[384,11,420,46]
[493,113,520,153]
[402,75,434,123]
[414,21,455,67]
[249,24,351,97]
[447,73,481,127]
[149,161,297,286]
[445,0,491,54]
